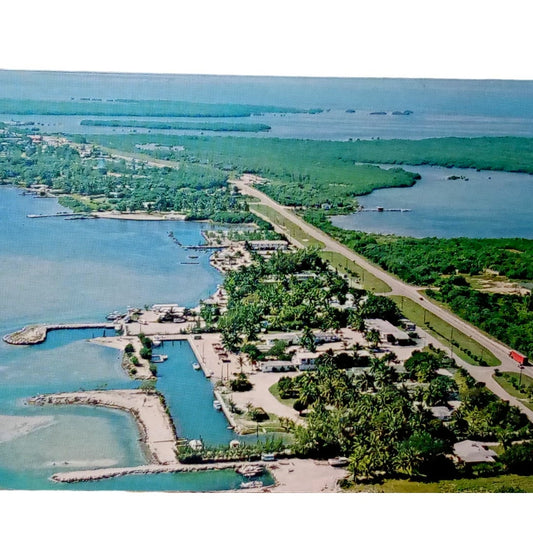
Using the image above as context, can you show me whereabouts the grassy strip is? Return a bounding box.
[318,250,391,293]
[268,382,296,409]
[251,204,325,248]
[80,119,271,132]
[347,474,533,493]
[389,295,500,366]
[493,372,533,400]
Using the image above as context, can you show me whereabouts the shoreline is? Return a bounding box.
[30,389,178,465]
[3,323,116,345]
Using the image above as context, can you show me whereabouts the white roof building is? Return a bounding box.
[453,440,499,463]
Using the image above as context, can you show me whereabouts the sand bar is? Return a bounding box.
[30,389,177,464]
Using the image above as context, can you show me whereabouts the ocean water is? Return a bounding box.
[0,187,243,490]
[2,71,533,139]
[331,165,533,238]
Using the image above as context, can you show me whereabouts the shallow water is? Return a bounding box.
[0,188,243,490]
[331,165,533,238]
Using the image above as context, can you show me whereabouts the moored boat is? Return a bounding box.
[151,354,168,363]
[240,480,263,489]
[192,362,201,370]
[213,400,222,410]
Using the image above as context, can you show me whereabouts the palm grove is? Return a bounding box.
[201,248,533,481]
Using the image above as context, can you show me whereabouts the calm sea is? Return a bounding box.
[2,71,533,139]
[0,188,250,490]
[331,165,533,239]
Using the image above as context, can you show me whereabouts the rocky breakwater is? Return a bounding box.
[3,325,47,345]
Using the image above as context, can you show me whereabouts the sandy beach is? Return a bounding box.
[31,389,178,465]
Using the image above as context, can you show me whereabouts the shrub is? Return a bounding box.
[149,363,157,376]
[130,355,139,366]
[140,347,152,360]
[229,373,253,392]
[124,343,135,354]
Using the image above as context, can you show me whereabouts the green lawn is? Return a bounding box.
[494,372,533,404]
[346,474,533,493]
[319,250,391,293]
[268,382,296,409]
[251,204,325,248]
[389,295,500,366]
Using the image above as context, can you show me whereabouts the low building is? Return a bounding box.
[293,352,321,371]
[247,240,288,251]
[453,440,498,464]
[259,360,296,372]
[365,318,411,345]
[152,304,186,314]
[314,332,341,344]
[430,405,454,421]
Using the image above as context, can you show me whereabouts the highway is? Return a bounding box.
[234,178,533,420]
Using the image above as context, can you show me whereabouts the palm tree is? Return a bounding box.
[365,328,381,349]
[354,371,376,393]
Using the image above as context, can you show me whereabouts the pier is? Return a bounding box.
[360,207,411,212]
[3,323,115,345]
[27,212,74,218]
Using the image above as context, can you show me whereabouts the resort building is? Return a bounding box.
[365,318,412,345]
[453,440,499,464]
[247,240,289,251]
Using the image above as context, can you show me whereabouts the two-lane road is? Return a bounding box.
[234,178,533,420]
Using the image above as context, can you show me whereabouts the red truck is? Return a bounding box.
[509,350,528,365]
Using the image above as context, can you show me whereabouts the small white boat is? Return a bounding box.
[240,480,263,489]
[192,362,201,370]
[151,354,168,363]
[261,453,276,462]
[152,340,161,347]
[188,439,203,450]
[213,400,222,410]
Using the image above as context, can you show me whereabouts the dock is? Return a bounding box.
[3,323,115,345]
[360,207,411,213]
[27,212,74,218]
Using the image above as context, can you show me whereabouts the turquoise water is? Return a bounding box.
[0,187,252,490]
[331,165,533,239]
[153,341,232,444]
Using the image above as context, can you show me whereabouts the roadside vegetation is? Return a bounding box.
[85,133,420,210]
[305,210,533,360]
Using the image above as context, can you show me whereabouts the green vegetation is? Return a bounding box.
[336,136,533,174]
[426,279,533,359]
[318,250,391,293]
[251,204,324,248]
[389,295,500,366]
[305,210,533,360]
[304,210,533,285]
[494,371,533,405]
[86,134,420,210]
[177,436,288,464]
[346,474,533,493]
[0,98,316,117]
[80,119,272,132]
[0,128,258,223]
[284,352,531,482]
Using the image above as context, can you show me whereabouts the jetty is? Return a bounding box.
[50,460,271,483]
[3,323,115,345]
[360,207,411,212]
[26,212,74,218]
